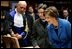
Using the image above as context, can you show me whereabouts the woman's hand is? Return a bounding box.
[34,45,40,48]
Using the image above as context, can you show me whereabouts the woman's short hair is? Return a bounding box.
[38,3,47,10]
[45,6,59,19]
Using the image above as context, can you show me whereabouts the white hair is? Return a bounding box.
[18,1,27,6]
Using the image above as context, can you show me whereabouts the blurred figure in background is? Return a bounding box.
[62,9,71,23]
[27,6,36,23]
[63,9,69,20]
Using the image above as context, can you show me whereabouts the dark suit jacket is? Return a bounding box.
[31,18,51,48]
[5,11,33,37]
[25,13,33,36]
[4,11,33,46]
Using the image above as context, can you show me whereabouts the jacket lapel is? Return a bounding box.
[58,18,62,39]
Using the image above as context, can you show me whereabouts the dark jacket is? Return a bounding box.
[5,10,33,46]
[5,10,33,35]
[5,11,26,34]
[31,18,51,48]
[25,13,33,37]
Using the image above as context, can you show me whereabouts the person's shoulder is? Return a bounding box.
[9,10,16,17]
[25,13,32,18]
[59,18,71,26]
[33,19,39,27]
[35,18,41,23]
[33,19,40,26]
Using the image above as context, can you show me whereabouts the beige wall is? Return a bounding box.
[1,1,10,7]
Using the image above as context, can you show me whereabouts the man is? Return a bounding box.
[5,1,33,47]
[31,4,51,48]
[62,9,71,23]
[45,6,71,48]
[27,6,39,23]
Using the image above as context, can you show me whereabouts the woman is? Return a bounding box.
[45,6,71,48]
[31,4,51,48]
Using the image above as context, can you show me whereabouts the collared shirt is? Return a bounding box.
[46,18,71,48]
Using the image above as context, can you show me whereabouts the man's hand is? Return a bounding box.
[15,33,22,39]
[10,29,16,37]
[10,29,22,39]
